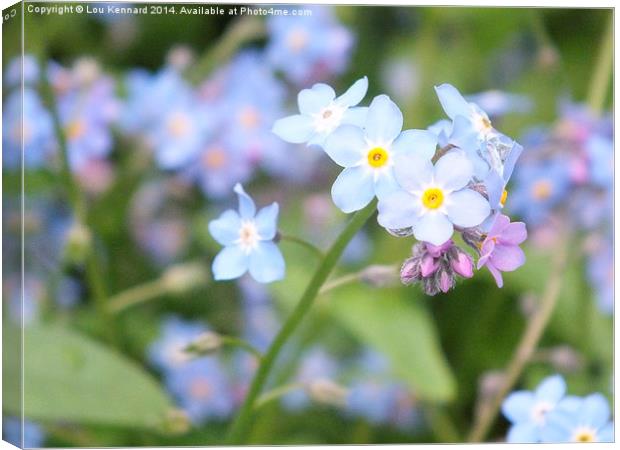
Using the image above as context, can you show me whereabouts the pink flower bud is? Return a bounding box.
[420,255,439,277]
[451,251,474,278]
[438,270,453,293]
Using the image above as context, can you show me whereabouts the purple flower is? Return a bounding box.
[477,214,527,288]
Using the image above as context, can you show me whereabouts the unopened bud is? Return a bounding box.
[438,269,454,293]
[166,45,194,70]
[400,258,420,285]
[64,222,92,265]
[307,378,349,407]
[360,265,399,288]
[73,58,101,86]
[162,262,207,294]
[450,250,474,278]
[184,331,222,356]
[479,370,506,400]
[163,408,190,435]
[548,345,584,372]
[420,255,439,277]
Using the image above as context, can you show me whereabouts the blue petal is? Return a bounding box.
[501,391,536,423]
[449,115,480,151]
[255,203,279,240]
[341,107,369,128]
[580,393,610,428]
[506,423,540,443]
[446,189,490,227]
[535,375,566,404]
[413,212,453,246]
[597,422,614,442]
[212,245,249,280]
[374,169,400,199]
[272,114,315,144]
[324,125,366,167]
[503,140,523,183]
[393,153,434,192]
[540,410,574,442]
[298,83,336,115]
[434,83,471,120]
[484,170,505,209]
[435,150,474,191]
[233,183,256,219]
[249,241,285,283]
[335,76,368,107]
[392,129,438,160]
[377,189,420,229]
[331,166,375,213]
[364,95,403,143]
[208,210,241,246]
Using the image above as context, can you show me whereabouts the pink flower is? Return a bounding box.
[477,214,527,288]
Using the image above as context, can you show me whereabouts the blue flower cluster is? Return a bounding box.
[508,102,613,313]
[273,78,527,294]
[502,374,613,443]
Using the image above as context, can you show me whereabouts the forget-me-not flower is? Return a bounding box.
[324,95,437,213]
[501,374,575,443]
[272,77,368,148]
[209,184,285,283]
[541,393,613,443]
[378,150,491,246]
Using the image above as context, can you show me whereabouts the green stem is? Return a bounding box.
[186,16,265,83]
[467,234,569,442]
[107,279,166,314]
[254,382,305,410]
[220,336,263,361]
[279,234,324,259]
[586,14,613,114]
[225,199,377,444]
[39,59,116,345]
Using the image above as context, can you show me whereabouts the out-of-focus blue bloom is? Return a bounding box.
[541,393,613,443]
[378,151,490,246]
[283,347,340,411]
[466,90,533,117]
[586,134,613,188]
[209,184,285,283]
[2,89,56,169]
[4,273,45,326]
[149,98,211,170]
[148,315,208,373]
[121,68,190,135]
[266,6,354,85]
[272,77,368,147]
[501,374,575,443]
[346,351,420,430]
[164,357,235,424]
[4,54,40,87]
[238,277,278,352]
[2,417,46,448]
[586,237,613,314]
[509,157,571,225]
[324,95,435,213]
[381,57,420,103]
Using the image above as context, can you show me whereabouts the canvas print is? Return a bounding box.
[1,1,614,447]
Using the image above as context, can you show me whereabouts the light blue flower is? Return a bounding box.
[266,6,354,84]
[501,374,576,443]
[324,95,437,213]
[148,315,208,374]
[509,157,571,225]
[541,393,613,443]
[4,54,40,87]
[2,89,56,169]
[209,184,285,283]
[377,150,490,246]
[586,134,613,188]
[165,357,235,424]
[272,77,369,147]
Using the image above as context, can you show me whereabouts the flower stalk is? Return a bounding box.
[225,199,377,444]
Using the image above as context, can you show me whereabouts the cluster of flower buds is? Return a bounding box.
[400,240,474,295]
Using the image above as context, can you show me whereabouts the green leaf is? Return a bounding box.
[4,323,173,429]
[326,284,457,402]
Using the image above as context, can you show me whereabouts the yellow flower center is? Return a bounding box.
[238,221,259,253]
[239,106,260,129]
[422,188,444,209]
[367,147,389,168]
[202,148,227,169]
[168,114,189,137]
[572,427,597,443]
[532,180,552,200]
[66,120,85,140]
[500,189,508,206]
